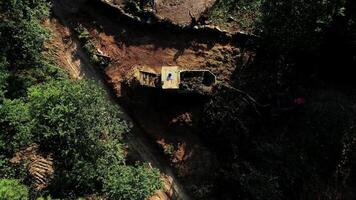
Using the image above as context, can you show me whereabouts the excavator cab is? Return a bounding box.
[161,66,180,89]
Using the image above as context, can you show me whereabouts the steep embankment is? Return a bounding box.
[47,3,191,200]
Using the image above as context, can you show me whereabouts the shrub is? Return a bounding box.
[208,0,263,32]
[0,179,29,200]
[24,80,129,194]
[0,58,8,101]
[103,164,163,200]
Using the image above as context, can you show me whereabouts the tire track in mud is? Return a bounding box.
[50,2,192,199]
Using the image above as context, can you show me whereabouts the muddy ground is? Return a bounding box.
[49,0,255,199]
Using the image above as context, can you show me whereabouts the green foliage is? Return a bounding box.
[36,195,55,200]
[74,24,105,66]
[0,58,9,100]
[76,26,90,40]
[26,80,128,145]
[23,80,128,193]
[103,164,163,200]
[0,99,33,154]
[208,0,263,32]
[0,179,29,200]
[163,143,175,156]
[0,79,162,199]
[83,41,102,65]
[259,0,346,54]
[0,158,16,179]
[0,0,50,20]
[0,19,48,66]
[0,0,66,98]
[0,99,30,179]
[208,0,346,48]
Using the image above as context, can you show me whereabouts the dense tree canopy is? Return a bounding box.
[0,58,8,101]
[0,0,65,98]
[0,80,163,199]
[3,80,129,193]
[260,0,346,53]
[200,0,356,199]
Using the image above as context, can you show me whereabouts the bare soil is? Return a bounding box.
[68,3,244,95]
[155,0,216,24]
[107,0,216,25]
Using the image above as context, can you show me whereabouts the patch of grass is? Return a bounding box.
[164,144,174,156]
[74,24,107,67]
[163,143,175,156]
[207,0,263,33]
[83,40,101,64]
[74,24,90,41]
[78,28,90,40]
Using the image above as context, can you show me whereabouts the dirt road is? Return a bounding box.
[50,2,192,199]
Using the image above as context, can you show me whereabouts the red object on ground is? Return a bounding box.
[294,97,305,105]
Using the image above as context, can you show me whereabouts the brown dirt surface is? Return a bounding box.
[67,3,248,95]
[106,0,217,25]
[154,0,216,24]
[44,19,81,79]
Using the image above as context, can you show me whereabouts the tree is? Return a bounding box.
[0,80,162,198]
[23,80,129,194]
[0,0,66,98]
[0,179,29,200]
[259,0,346,55]
[0,0,50,21]
[26,80,163,198]
[0,99,32,155]
[0,58,8,101]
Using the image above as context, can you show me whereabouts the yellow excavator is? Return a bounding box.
[135,66,216,93]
